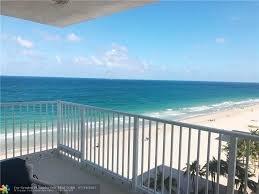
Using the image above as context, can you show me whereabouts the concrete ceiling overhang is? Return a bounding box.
[1,0,154,27]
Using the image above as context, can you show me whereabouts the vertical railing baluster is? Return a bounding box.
[78,108,80,151]
[169,124,174,194]
[40,104,42,151]
[227,136,238,194]
[98,112,101,166]
[61,103,63,148]
[205,132,211,194]
[186,128,192,194]
[71,105,73,151]
[67,104,69,149]
[132,116,139,191]
[107,113,110,170]
[69,105,72,151]
[12,105,15,157]
[85,108,89,160]
[70,105,73,149]
[19,105,22,156]
[112,113,115,171]
[122,115,125,177]
[244,140,250,193]
[90,109,92,162]
[195,130,201,194]
[4,106,7,159]
[57,101,61,147]
[74,106,76,150]
[33,104,36,153]
[51,103,54,149]
[102,112,105,167]
[67,104,70,149]
[27,104,29,154]
[63,104,65,147]
[80,107,85,161]
[116,114,120,174]
[70,107,72,158]
[161,123,166,194]
[46,104,48,150]
[61,103,65,145]
[127,116,131,179]
[216,133,222,194]
[154,121,159,192]
[177,126,182,194]
[141,119,145,186]
[66,104,69,146]
[147,120,151,189]
[94,110,97,163]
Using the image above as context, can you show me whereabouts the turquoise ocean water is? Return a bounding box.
[1,76,259,119]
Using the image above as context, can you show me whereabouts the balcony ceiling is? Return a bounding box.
[1,0,154,27]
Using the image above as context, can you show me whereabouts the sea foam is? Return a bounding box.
[146,98,259,120]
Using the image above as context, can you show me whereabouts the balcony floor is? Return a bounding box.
[20,150,133,194]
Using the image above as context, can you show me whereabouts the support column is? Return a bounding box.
[227,136,238,194]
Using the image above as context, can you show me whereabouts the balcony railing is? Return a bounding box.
[1,101,259,194]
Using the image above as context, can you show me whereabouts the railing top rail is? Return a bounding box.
[0,101,57,106]
[60,101,259,141]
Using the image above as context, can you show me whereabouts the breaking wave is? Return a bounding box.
[146,98,259,120]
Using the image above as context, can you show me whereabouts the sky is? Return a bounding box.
[0,1,259,82]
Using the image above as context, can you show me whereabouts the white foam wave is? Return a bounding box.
[145,98,259,120]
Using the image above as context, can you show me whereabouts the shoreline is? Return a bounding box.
[181,102,259,133]
[145,98,259,122]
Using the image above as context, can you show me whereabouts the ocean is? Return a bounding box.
[1,76,259,121]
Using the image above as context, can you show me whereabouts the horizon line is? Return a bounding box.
[1,74,259,84]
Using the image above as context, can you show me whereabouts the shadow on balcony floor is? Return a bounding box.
[20,150,132,194]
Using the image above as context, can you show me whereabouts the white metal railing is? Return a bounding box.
[0,101,57,159]
[1,100,259,194]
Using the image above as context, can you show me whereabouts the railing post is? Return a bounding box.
[57,101,61,147]
[132,116,139,191]
[80,107,85,161]
[227,136,238,194]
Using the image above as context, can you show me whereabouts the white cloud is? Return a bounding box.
[102,44,129,67]
[215,37,225,44]
[66,33,81,42]
[74,55,104,66]
[73,43,150,73]
[90,56,104,66]
[16,36,34,48]
[55,55,62,64]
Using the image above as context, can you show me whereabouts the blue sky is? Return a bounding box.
[1,1,259,82]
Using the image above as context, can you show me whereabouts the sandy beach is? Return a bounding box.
[181,103,259,133]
